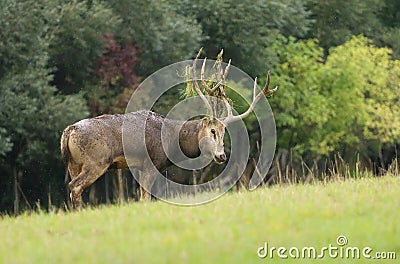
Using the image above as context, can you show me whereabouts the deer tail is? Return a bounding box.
[60,125,74,165]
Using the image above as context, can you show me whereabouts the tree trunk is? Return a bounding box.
[378,143,385,174]
[117,169,124,203]
[131,169,139,201]
[13,166,19,216]
[105,174,110,204]
[89,185,97,205]
[64,167,71,209]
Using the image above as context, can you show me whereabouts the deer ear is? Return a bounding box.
[202,117,210,127]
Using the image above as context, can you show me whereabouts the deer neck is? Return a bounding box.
[178,120,202,158]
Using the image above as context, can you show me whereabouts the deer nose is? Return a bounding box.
[219,153,226,162]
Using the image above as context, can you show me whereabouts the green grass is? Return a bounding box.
[1,176,399,263]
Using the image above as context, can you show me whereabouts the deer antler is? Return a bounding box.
[223,71,278,124]
[190,48,277,122]
[191,48,214,116]
[199,52,231,96]
[191,48,232,117]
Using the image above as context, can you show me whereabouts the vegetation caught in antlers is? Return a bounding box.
[184,48,278,122]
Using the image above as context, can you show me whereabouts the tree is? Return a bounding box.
[307,0,385,50]
[104,0,203,76]
[91,34,140,116]
[47,0,121,94]
[172,0,313,77]
[0,0,88,212]
[307,0,400,60]
[268,37,330,158]
[378,0,400,59]
[323,36,400,162]
[0,128,12,156]
[269,35,400,166]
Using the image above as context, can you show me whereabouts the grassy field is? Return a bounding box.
[0,175,399,263]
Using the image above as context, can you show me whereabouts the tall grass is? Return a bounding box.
[266,151,399,186]
[7,150,400,216]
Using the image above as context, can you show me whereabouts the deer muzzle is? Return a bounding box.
[214,152,227,163]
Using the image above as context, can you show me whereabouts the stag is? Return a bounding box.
[61,49,278,209]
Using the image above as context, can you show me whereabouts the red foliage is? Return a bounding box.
[90,34,140,116]
[94,34,140,89]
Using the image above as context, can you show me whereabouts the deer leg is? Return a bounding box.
[66,162,82,209]
[139,165,158,202]
[68,162,82,180]
[69,162,109,210]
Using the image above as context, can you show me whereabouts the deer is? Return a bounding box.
[60,49,278,209]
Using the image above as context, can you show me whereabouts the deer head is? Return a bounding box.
[189,48,227,164]
[189,48,278,164]
[197,117,226,163]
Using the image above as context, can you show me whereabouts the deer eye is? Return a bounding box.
[211,128,216,135]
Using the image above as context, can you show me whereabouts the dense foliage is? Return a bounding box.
[270,36,400,161]
[0,0,399,213]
